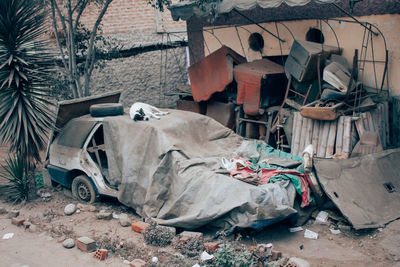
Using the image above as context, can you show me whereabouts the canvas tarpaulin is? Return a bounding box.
[102,110,297,229]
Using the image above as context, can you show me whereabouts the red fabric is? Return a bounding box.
[259,169,311,207]
[230,164,311,207]
[188,46,245,102]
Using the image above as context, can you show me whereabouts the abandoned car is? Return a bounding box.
[45,92,310,230]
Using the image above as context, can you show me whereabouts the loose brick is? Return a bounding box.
[179,231,203,243]
[94,249,109,261]
[204,241,220,253]
[22,221,31,229]
[76,236,97,252]
[11,217,25,226]
[271,250,282,261]
[0,207,7,214]
[8,210,19,218]
[130,259,147,267]
[131,221,150,233]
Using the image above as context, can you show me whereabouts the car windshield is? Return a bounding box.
[57,120,97,148]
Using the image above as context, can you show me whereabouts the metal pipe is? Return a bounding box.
[233,9,286,43]
[331,3,379,36]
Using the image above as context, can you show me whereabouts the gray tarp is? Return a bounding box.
[314,148,400,230]
[103,110,296,229]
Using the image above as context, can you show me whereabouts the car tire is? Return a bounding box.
[90,103,124,117]
[71,175,97,203]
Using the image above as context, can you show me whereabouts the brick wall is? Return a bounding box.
[80,0,185,34]
[77,0,187,108]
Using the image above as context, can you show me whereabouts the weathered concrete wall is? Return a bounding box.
[201,14,399,96]
[89,38,187,108]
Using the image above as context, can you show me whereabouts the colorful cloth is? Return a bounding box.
[228,142,311,207]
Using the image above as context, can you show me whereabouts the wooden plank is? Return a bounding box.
[292,112,303,156]
[317,121,330,158]
[291,112,298,153]
[326,120,338,158]
[342,117,352,158]
[335,116,344,154]
[361,112,369,131]
[306,118,314,148]
[299,118,310,153]
[393,97,400,147]
[354,117,365,138]
[383,101,390,148]
[311,119,320,153]
[366,111,375,132]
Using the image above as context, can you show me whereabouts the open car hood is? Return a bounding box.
[45,91,121,161]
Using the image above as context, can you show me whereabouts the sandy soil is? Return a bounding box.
[0,188,399,267]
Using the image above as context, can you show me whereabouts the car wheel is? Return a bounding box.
[90,103,124,117]
[71,175,97,203]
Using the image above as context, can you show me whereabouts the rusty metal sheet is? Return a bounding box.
[188,46,246,102]
[314,148,400,229]
[234,59,285,115]
[54,91,121,130]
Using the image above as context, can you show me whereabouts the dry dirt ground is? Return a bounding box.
[0,144,399,267]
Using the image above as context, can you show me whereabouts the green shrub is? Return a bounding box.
[0,154,29,203]
[214,242,254,267]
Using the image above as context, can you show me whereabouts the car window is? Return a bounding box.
[57,120,97,148]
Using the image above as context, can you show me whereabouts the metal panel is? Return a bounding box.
[314,148,400,229]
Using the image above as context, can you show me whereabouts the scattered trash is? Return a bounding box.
[200,251,214,261]
[289,226,303,232]
[304,229,318,240]
[118,213,131,227]
[151,256,158,263]
[330,228,341,235]
[112,212,119,219]
[96,210,112,220]
[2,233,14,239]
[314,211,329,224]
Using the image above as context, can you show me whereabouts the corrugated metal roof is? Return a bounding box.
[169,0,338,21]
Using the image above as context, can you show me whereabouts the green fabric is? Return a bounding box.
[243,141,305,196]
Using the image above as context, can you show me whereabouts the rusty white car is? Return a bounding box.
[45,92,123,203]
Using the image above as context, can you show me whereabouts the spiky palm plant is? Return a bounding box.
[0,0,54,200]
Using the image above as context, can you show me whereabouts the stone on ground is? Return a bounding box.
[64,204,77,216]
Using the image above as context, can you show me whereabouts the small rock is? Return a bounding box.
[8,210,20,218]
[151,257,158,263]
[28,225,37,233]
[130,259,146,267]
[64,204,77,216]
[76,209,81,214]
[58,235,67,243]
[88,205,97,212]
[286,257,310,267]
[204,242,220,253]
[63,238,75,249]
[96,211,112,220]
[119,214,131,227]
[179,231,203,243]
[0,207,7,214]
[22,221,31,229]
